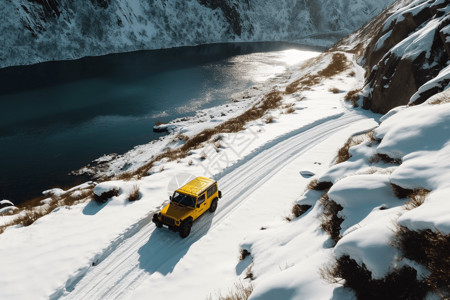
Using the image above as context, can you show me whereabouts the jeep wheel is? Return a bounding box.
[209,198,218,212]
[179,220,192,238]
[152,214,162,228]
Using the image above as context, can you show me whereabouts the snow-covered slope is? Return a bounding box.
[0,0,394,68]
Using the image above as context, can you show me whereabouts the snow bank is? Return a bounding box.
[398,187,450,234]
[375,103,450,159]
[328,174,403,235]
[333,207,402,279]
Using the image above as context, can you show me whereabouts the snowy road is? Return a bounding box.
[61,111,366,300]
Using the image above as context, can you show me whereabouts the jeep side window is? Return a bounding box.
[207,184,217,198]
[197,194,206,206]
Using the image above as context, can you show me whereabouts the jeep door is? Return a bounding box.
[195,193,208,219]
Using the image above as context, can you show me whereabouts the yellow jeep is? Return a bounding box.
[152,176,222,238]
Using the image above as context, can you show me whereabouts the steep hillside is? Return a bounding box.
[0,0,394,68]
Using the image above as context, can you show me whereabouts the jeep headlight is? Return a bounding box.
[176,220,180,225]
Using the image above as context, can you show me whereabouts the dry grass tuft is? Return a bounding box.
[405,189,429,210]
[395,226,449,298]
[306,179,333,191]
[335,135,365,164]
[240,249,251,261]
[370,153,401,165]
[264,115,275,123]
[329,87,340,94]
[285,106,296,114]
[322,255,428,300]
[245,266,254,280]
[116,171,135,181]
[428,93,450,105]
[344,89,362,107]
[390,183,430,206]
[292,204,312,218]
[206,282,253,300]
[128,185,140,201]
[320,193,344,244]
[174,133,189,142]
[200,152,207,160]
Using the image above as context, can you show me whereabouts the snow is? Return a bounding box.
[409,64,450,104]
[382,0,429,32]
[0,200,14,207]
[375,103,450,159]
[398,187,450,234]
[374,29,392,51]
[333,207,402,279]
[328,174,404,235]
[390,18,440,61]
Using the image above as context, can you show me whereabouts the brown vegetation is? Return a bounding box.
[344,89,362,107]
[291,204,312,218]
[264,115,275,123]
[306,179,333,191]
[285,106,296,114]
[322,255,427,300]
[285,53,350,95]
[0,187,93,234]
[370,153,402,165]
[335,135,365,164]
[390,183,430,206]
[206,282,253,300]
[240,249,251,261]
[320,193,343,244]
[395,226,449,298]
[329,87,340,94]
[128,185,140,201]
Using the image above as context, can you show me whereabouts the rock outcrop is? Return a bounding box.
[360,0,450,113]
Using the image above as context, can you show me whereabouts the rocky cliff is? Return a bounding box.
[360,0,449,113]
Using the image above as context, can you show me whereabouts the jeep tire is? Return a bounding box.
[179,220,192,238]
[209,198,218,212]
[152,214,162,228]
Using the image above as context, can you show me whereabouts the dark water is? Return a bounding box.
[0,42,322,205]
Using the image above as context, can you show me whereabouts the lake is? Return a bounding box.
[0,42,322,205]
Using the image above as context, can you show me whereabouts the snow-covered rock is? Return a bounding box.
[361,0,450,113]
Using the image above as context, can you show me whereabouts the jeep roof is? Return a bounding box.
[176,176,216,197]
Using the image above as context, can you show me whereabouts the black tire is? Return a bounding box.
[152,214,162,228]
[179,220,192,238]
[209,198,218,212]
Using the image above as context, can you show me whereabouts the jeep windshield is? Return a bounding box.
[172,192,196,208]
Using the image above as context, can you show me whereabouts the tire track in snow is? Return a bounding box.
[61,112,365,300]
